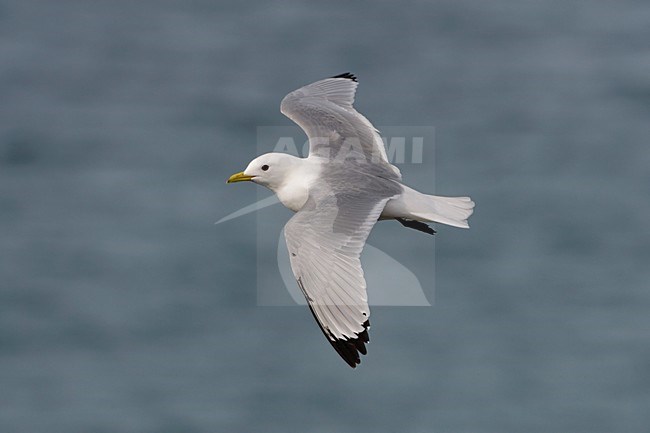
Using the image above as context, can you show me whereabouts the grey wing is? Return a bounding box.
[280,74,401,178]
[284,172,400,368]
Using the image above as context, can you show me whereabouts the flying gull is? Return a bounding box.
[227,73,474,367]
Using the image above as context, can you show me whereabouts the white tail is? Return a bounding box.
[382,185,475,228]
[409,194,474,228]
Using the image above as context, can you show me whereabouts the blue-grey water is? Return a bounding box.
[2,0,650,432]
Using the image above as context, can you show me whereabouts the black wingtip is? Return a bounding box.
[396,218,436,235]
[331,72,358,82]
[297,277,369,368]
[308,302,370,368]
[328,319,370,368]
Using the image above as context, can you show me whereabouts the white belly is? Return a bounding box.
[380,194,408,219]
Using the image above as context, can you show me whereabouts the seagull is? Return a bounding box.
[227,73,474,368]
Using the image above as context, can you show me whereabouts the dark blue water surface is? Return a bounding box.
[2,0,649,432]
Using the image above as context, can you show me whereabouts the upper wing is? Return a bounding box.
[284,165,401,367]
[280,73,401,178]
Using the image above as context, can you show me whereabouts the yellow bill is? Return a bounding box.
[227,171,254,183]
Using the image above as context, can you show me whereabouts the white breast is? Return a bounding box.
[275,158,321,212]
[276,182,309,212]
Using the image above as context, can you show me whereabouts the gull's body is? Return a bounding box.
[228,73,474,367]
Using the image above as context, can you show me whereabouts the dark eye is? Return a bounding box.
[261,164,269,171]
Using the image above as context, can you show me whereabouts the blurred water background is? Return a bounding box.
[1,0,650,432]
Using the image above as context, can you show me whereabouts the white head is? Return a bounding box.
[227,152,300,191]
